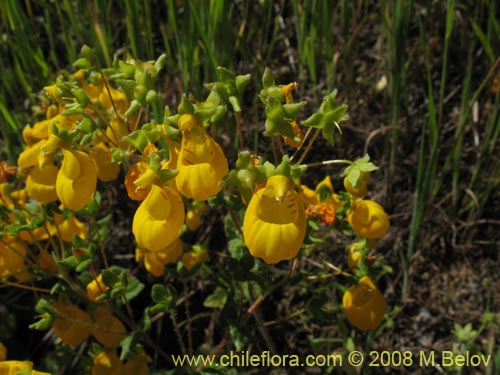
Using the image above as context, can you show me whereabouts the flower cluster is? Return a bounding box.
[0,49,393,373]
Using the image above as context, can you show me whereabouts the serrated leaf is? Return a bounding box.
[347,167,361,187]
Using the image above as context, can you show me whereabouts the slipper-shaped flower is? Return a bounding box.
[347,200,390,239]
[132,184,184,251]
[56,149,97,210]
[176,114,228,201]
[26,164,59,204]
[243,175,306,264]
[342,276,386,330]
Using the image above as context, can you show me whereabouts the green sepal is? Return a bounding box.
[178,95,195,114]
[235,73,251,96]
[125,99,142,118]
[81,44,98,67]
[123,122,160,152]
[110,147,129,164]
[157,169,178,184]
[264,97,299,140]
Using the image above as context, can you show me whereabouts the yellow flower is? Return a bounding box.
[132,185,185,251]
[344,171,370,198]
[87,274,109,302]
[136,238,183,277]
[176,114,228,200]
[26,164,59,204]
[0,237,27,281]
[0,361,51,375]
[91,307,127,349]
[17,139,45,169]
[90,143,120,182]
[54,213,86,242]
[56,149,97,210]
[342,276,386,331]
[0,341,6,361]
[243,175,306,264]
[52,302,92,347]
[182,248,210,271]
[347,200,390,239]
[92,350,125,375]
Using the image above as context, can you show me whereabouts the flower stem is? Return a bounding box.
[302,159,353,168]
[296,128,321,164]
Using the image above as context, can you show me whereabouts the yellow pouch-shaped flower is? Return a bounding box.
[343,276,386,331]
[90,143,120,182]
[132,185,185,251]
[136,238,183,277]
[176,114,228,201]
[91,307,127,349]
[243,175,306,264]
[56,149,97,210]
[26,164,59,204]
[52,302,91,347]
[0,361,50,375]
[347,200,390,239]
[17,140,44,169]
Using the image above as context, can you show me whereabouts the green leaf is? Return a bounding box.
[124,276,145,301]
[229,324,249,351]
[302,90,348,144]
[102,268,120,286]
[150,284,177,313]
[29,316,53,331]
[203,287,228,309]
[119,334,136,361]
